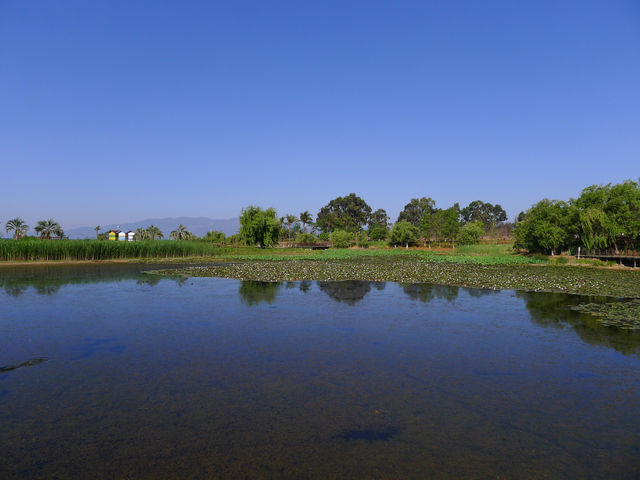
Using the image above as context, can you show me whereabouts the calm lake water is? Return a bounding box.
[1,264,639,479]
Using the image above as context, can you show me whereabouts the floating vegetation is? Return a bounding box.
[151,259,640,299]
[571,300,640,330]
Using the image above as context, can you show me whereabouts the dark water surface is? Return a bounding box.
[1,264,639,479]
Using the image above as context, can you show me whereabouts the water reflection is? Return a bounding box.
[518,291,640,356]
[0,263,189,296]
[401,283,459,303]
[317,280,373,306]
[238,281,282,305]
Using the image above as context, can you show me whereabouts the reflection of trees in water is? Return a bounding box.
[517,291,640,357]
[466,288,499,298]
[34,285,61,296]
[299,280,312,293]
[372,282,386,291]
[401,283,459,303]
[4,286,27,297]
[317,281,372,306]
[238,281,282,306]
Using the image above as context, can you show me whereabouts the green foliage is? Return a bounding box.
[203,230,226,244]
[169,224,194,240]
[295,232,317,244]
[397,197,436,226]
[317,232,330,241]
[356,231,369,248]
[460,200,507,228]
[239,206,281,247]
[5,218,29,239]
[330,229,354,248]
[367,223,388,241]
[457,221,485,245]
[513,199,570,254]
[34,219,64,239]
[316,193,372,233]
[299,211,313,232]
[0,239,227,261]
[389,221,420,247]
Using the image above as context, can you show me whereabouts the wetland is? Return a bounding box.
[1,263,639,478]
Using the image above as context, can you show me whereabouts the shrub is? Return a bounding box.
[457,221,485,245]
[356,231,369,248]
[317,232,330,241]
[330,230,354,248]
[295,233,317,245]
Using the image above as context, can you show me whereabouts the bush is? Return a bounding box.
[317,232,330,241]
[330,230,354,248]
[356,231,369,248]
[367,224,388,241]
[295,233,317,245]
[389,221,420,247]
[457,221,485,245]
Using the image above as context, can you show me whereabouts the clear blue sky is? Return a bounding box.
[1,0,639,229]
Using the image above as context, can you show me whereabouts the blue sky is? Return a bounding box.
[1,1,639,229]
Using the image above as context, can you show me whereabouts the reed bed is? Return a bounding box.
[0,240,225,261]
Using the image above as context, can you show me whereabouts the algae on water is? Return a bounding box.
[571,300,640,330]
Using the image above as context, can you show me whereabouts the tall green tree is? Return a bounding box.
[34,219,63,239]
[6,218,29,239]
[299,211,313,233]
[460,200,507,228]
[146,225,164,240]
[94,225,101,239]
[389,221,420,248]
[316,193,372,233]
[284,214,298,240]
[397,197,436,226]
[513,200,571,254]
[170,224,194,240]
[368,208,390,240]
[240,206,281,247]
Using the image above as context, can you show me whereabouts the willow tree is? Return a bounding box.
[239,206,281,247]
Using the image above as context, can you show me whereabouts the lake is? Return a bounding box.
[1,264,639,479]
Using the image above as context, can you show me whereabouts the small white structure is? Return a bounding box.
[118,231,127,241]
[127,231,135,242]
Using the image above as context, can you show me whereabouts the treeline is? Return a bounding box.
[514,180,640,254]
[239,195,509,248]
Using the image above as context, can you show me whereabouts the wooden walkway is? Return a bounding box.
[578,249,640,267]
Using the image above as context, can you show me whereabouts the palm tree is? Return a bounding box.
[94,226,101,239]
[135,227,148,241]
[146,225,164,240]
[6,218,29,239]
[170,224,194,240]
[35,219,62,239]
[285,214,298,241]
[299,211,312,233]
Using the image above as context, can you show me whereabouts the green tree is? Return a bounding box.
[397,197,436,226]
[35,219,63,239]
[457,221,485,245]
[284,214,298,241]
[146,225,164,240]
[203,230,226,244]
[94,225,101,239]
[441,204,461,248]
[316,193,372,233]
[6,218,29,239]
[356,231,369,248]
[135,227,148,240]
[299,211,313,233]
[239,206,281,247]
[330,229,354,248]
[460,200,507,228]
[389,221,420,248]
[513,199,570,254]
[170,224,194,240]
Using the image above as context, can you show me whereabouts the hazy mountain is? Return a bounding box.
[66,217,240,239]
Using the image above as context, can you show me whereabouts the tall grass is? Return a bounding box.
[0,239,227,261]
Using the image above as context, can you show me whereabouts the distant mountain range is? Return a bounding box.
[66,217,240,239]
